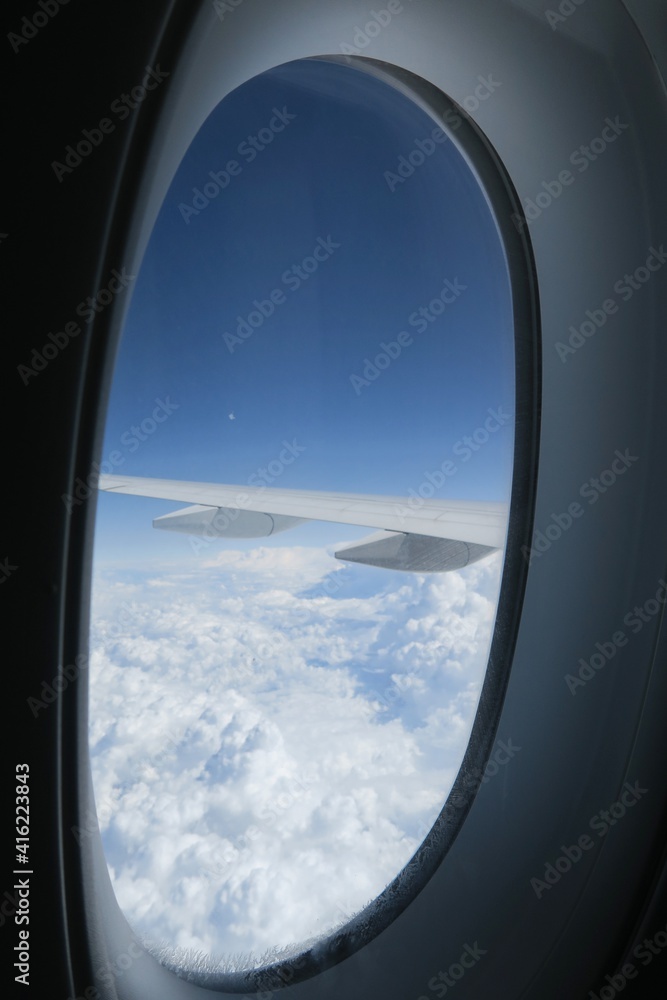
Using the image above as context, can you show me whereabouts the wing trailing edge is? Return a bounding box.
[98,474,507,572]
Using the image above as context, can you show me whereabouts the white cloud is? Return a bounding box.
[88,547,502,968]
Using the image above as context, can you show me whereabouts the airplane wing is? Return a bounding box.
[98,473,508,573]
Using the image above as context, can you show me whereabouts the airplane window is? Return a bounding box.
[89,57,516,978]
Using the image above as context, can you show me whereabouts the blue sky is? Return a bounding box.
[95,56,514,565]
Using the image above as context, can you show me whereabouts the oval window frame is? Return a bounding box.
[87,53,540,994]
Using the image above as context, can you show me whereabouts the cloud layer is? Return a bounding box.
[89,545,502,969]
